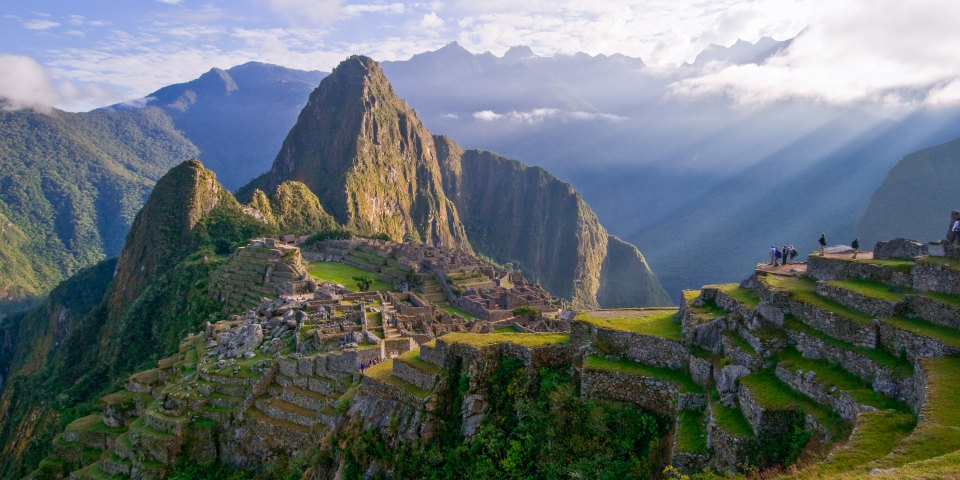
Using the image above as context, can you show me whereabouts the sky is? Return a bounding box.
[1,0,960,112]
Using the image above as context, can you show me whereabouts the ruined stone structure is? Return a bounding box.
[32,213,960,479]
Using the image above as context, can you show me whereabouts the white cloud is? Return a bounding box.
[342,3,405,17]
[472,108,625,123]
[667,0,960,108]
[23,19,60,30]
[156,0,185,4]
[419,12,443,30]
[0,54,123,112]
[266,0,343,25]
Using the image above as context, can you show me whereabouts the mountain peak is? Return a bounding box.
[503,45,535,64]
[197,67,239,93]
[241,56,469,249]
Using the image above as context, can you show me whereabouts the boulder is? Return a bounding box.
[717,365,750,407]
[216,323,264,358]
[874,238,927,259]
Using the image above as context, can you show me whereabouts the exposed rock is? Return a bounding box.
[216,324,264,358]
[874,238,927,259]
[717,365,750,407]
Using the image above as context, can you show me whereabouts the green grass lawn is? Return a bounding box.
[583,355,702,393]
[494,325,520,333]
[676,409,708,454]
[861,258,916,274]
[740,369,847,437]
[711,402,755,438]
[575,308,682,340]
[920,290,960,309]
[441,304,477,319]
[782,316,913,378]
[762,275,874,324]
[682,290,727,318]
[306,261,391,292]
[439,332,569,348]
[826,278,909,302]
[365,311,382,327]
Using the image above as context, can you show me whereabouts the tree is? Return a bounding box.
[512,305,538,318]
[352,273,376,291]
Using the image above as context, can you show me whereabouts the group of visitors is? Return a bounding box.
[769,244,798,266]
[817,233,861,258]
[359,357,386,373]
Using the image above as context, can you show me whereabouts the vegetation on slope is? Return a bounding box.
[334,357,668,478]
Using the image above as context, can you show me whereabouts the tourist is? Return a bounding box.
[360,361,366,373]
[789,245,798,263]
[782,245,790,265]
[769,245,777,266]
[774,247,782,266]
[851,237,860,259]
[818,233,827,256]
[952,218,960,242]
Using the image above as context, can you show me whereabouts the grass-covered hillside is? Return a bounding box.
[0,106,198,317]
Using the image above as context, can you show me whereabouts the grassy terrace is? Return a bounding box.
[860,257,916,274]
[711,403,754,438]
[583,356,702,393]
[826,277,909,302]
[439,332,569,348]
[920,290,960,309]
[785,410,916,479]
[741,369,847,437]
[881,315,960,347]
[708,283,762,309]
[865,356,960,471]
[575,308,682,340]
[724,329,757,355]
[918,256,960,272]
[762,275,874,324]
[441,304,477,319]
[782,316,913,378]
[682,290,726,318]
[364,359,431,398]
[66,414,127,435]
[776,348,910,412]
[306,261,392,292]
[397,348,445,376]
[676,409,708,454]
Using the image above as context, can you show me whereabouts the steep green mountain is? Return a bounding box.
[247,181,338,235]
[858,135,960,244]
[0,160,267,478]
[241,56,469,249]
[0,107,198,318]
[434,136,669,307]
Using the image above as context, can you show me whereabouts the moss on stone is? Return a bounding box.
[583,355,702,393]
[575,308,681,340]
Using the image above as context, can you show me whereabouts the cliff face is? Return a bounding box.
[243,56,469,249]
[435,135,669,308]
[108,159,226,317]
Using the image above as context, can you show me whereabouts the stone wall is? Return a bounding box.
[786,327,915,403]
[706,410,753,474]
[689,356,713,390]
[911,260,960,295]
[806,256,912,287]
[574,321,689,369]
[815,281,906,318]
[392,359,439,391]
[581,368,680,415]
[738,383,805,438]
[774,364,863,421]
[878,321,960,363]
[788,300,878,348]
[905,294,960,329]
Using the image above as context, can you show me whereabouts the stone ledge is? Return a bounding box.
[774,364,866,421]
[788,300,878,348]
[905,294,960,330]
[580,368,680,416]
[816,281,905,319]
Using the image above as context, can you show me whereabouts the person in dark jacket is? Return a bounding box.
[782,245,790,265]
[818,233,827,256]
[852,237,860,259]
[789,245,798,263]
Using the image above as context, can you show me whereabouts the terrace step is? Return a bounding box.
[392,349,445,391]
[782,316,915,403]
[142,409,187,437]
[815,278,908,319]
[760,275,878,348]
[866,356,960,470]
[279,384,330,411]
[774,348,909,421]
[878,315,960,362]
[739,369,847,440]
[243,407,314,442]
[255,398,319,427]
